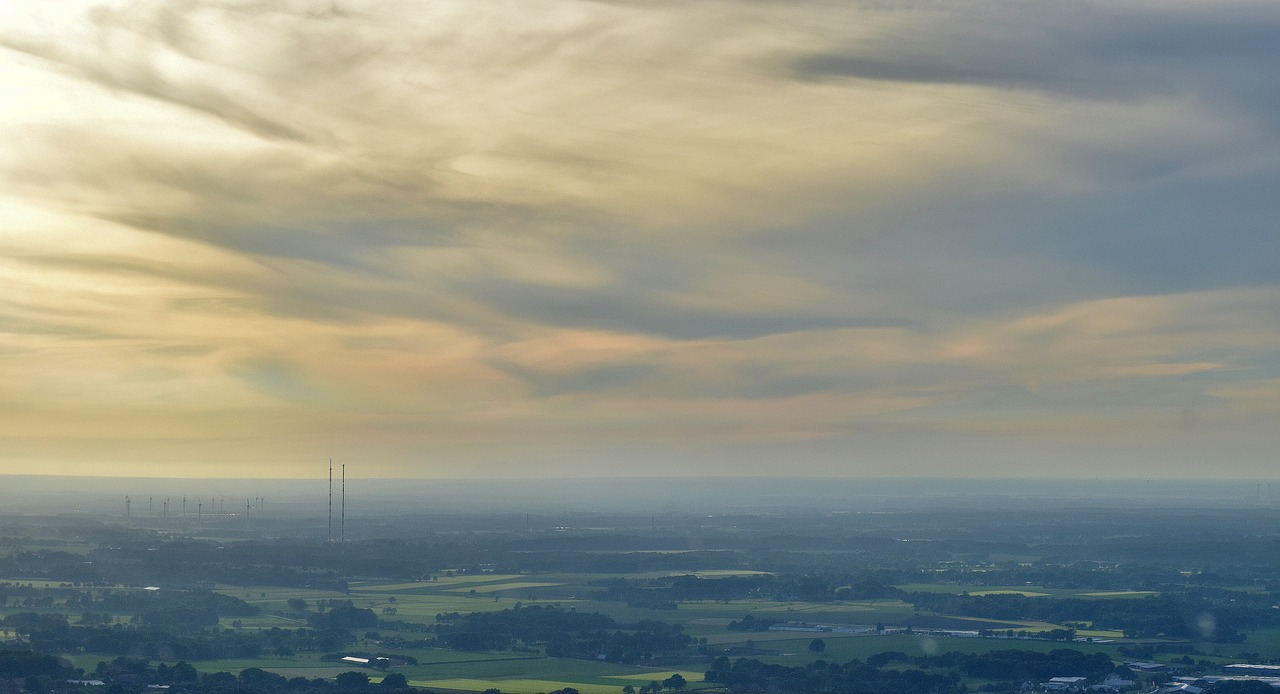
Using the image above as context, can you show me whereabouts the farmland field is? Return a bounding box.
[896,584,1160,599]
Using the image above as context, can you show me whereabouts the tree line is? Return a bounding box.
[0,650,423,694]
[433,604,694,664]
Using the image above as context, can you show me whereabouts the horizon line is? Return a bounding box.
[1,472,1276,482]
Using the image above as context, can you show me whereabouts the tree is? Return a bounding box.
[809,638,826,653]
[287,598,309,611]
[172,662,198,683]
[203,672,237,688]
[336,671,371,688]
[311,604,378,629]
[662,673,687,691]
[380,673,408,688]
[240,667,287,689]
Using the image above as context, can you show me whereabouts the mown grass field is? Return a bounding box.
[407,678,697,694]
[895,584,1159,599]
[401,665,713,694]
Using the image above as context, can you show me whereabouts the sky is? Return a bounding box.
[1,0,1278,479]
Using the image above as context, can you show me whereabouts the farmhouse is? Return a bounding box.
[767,622,827,632]
[1042,675,1087,691]
[1092,673,1134,691]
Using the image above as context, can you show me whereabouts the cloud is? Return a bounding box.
[2,0,1052,248]
[0,0,1277,477]
[793,1,1280,107]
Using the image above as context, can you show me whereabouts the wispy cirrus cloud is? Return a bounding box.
[0,0,1276,477]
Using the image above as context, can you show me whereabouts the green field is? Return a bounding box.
[405,666,710,694]
[741,633,1129,664]
[410,678,705,694]
[193,579,1154,692]
[681,571,774,577]
[443,582,566,594]
[896,584,1160,599]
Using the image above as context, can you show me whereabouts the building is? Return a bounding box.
[1043,676,1088,691]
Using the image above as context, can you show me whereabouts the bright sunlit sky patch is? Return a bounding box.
[2,0,1278,478]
